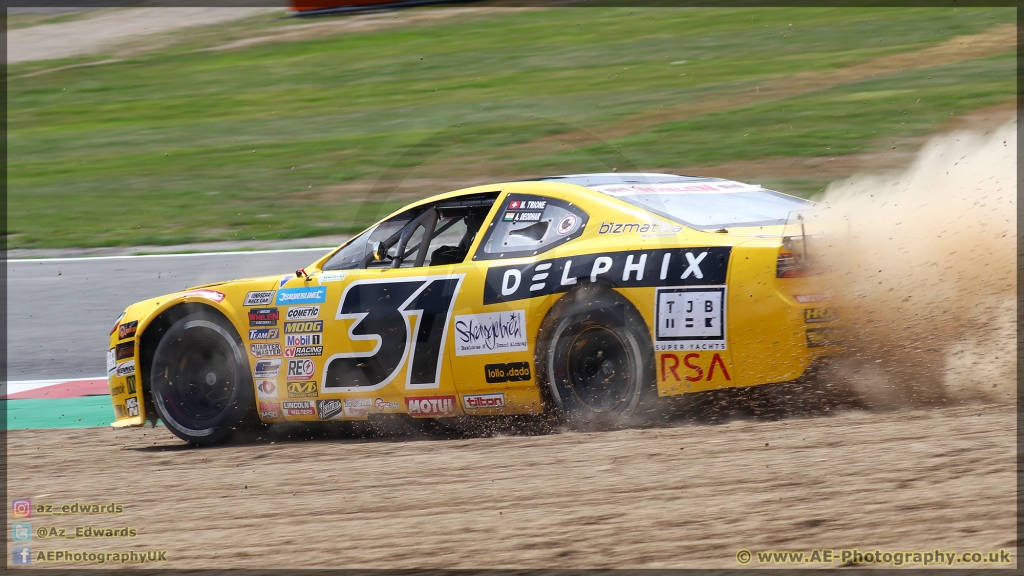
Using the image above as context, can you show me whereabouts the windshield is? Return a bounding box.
[590,182,814,230]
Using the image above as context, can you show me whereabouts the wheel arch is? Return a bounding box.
[137,302,242,427]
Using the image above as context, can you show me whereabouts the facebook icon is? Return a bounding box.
[12,545,32,565]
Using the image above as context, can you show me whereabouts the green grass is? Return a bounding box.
[7,7,1016,249]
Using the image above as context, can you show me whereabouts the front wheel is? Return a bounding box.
[150,312,254,444]
[541,290,655,426]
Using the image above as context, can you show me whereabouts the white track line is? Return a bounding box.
[8,246,336,263]
[6,377,107,396]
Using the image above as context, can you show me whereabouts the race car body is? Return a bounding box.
[107,173,839,443]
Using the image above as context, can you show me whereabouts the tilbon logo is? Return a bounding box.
[463,393,506,410]
[405,396,457,416]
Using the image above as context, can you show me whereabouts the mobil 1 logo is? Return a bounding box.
[655,287,726,351]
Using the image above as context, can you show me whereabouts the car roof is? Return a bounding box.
[532,172,740,188]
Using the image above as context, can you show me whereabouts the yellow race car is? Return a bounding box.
[107,173,838,443]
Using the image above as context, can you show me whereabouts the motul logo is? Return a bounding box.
[405,396,456,416]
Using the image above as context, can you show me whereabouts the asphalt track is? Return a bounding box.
[7,248,335,381]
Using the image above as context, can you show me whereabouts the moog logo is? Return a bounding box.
[284,320,323,334]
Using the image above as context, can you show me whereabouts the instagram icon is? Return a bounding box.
[11,498,31,518]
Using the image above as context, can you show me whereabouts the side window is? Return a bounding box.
[321,209,417,271]
[474,194,588,260]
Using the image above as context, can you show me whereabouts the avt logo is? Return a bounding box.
[405,396,456,416]
[463,393,506,410]
[286,306,320,320]
[286,334,321,347]
[287,359,315,381]
[284,320,323,334]
[286,380,318,398]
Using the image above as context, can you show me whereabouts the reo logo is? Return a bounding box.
[286,306,320,320]
[249,328,280,340]
[284,320,323,334]
[484,362,531,383]
[286,380,318,398]
[804,307,839,323]
[248,308,280,327]
[463,393,506,410]
[243,291,275,306]
[405,396,456,416]
[287,359,316,381]
[118,320,138,340]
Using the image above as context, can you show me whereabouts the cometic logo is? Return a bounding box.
[286,306,320,320]
[284,320,323,334]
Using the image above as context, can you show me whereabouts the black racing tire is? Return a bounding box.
[150,311,254,444]
[540,288,656,427]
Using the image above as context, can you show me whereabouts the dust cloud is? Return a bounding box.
[810,120,1017,406]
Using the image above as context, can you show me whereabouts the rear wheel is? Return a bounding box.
[150,312,254,444]
[541,288,655,427]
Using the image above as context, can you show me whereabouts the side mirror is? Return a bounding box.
[370,241,388,262]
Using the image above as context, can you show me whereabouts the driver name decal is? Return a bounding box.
[453,311,528,356]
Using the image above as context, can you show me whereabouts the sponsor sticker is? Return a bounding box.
[463,393,506,410]
[256,379,277,399]
[654,287,727,351]
[126,375,137,395]
[806,327,841,348]
[276,287,327,305]
[286,380,318,398]
[106,349,116,374]
[182,289,226,302]
[250,343,283,358]
[281,400,315,417]
[286,306,320,320]
[405,396,457,416]
[286,359,316,381]
[243,291,275,306]
[454,311,528,356]
[343,398,373,418]
[556,214,579,235]
[125,397,140,417]
[483,247,731,305]
[110,383,126,396]
[254,358,282,378]
[484,362,531,383]
[117,320,138,341]
[248,328,280,340]
[598,221,683,235]
[286,346,323,357]
[114,342,135,361]
[286,334,322,347]
[804,307,839,323]
[317,399,343,420]
[374,398,400,411]
[115,361,136,377]
[795,294,832,304]
[248,308,280,327]
[259,401,280,419]
[284,320,323,334]
[659,352,732,384]
[317,271,347,284]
